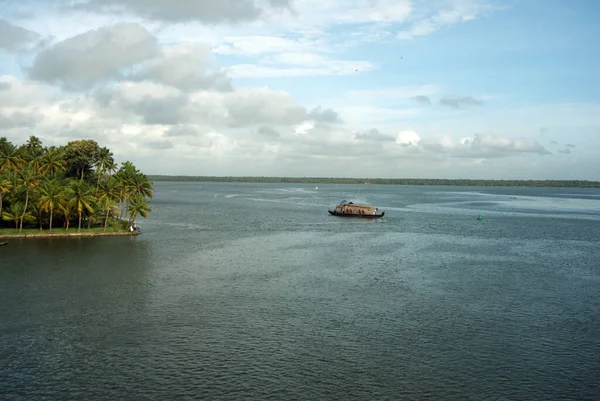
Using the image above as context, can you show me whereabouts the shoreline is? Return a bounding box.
[0,231,139,239]
[147,176,600,188]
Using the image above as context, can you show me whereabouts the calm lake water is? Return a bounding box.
[1,182,599,400]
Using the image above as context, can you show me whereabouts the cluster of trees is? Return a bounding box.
[0,136,153,232]
[148,175,600,188]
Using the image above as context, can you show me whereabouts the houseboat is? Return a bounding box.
[328,200,385,219]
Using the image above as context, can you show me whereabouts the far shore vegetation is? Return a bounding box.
[148,175,600,188]
[0,136,153,236]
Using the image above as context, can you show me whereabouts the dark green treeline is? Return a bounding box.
[148,175,600,188]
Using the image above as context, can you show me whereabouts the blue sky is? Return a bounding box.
[1,0,599,179]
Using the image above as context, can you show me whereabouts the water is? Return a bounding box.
[1,183,599,400]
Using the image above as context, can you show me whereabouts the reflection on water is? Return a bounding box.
[1,183,599,400]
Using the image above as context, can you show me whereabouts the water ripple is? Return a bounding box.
[1,183,599,400]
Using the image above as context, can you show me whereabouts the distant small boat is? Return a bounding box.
[328,200,384,219]
[315,186,319,190]
[0,242,8,246]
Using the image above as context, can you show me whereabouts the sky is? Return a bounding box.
[0,0,599,179]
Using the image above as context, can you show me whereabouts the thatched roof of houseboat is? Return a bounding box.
[338,201,378,213]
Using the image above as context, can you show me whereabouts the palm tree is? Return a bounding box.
[2,202,29,230]
[128,173,154,199]
[25,136,43,158]
[58,194,73,231]
[69,180,95,232]
[98,177,120,231]
[0,141,23,173]
[0,173,12,218]
[17,164,39,232]
[94,147,116,188]
[38,179,65,232]
[114,161,137,219]
[39,148,66,177]
[86,197,100,229]
[22,136,44,174]
[29,203,45,231]
[126,194,152,226]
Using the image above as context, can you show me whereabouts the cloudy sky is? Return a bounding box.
[1,0,599,179]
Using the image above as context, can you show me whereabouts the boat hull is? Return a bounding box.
[328,210,384,219]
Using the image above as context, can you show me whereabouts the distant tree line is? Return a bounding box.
[148,175,600,188]
[0,136,153,232]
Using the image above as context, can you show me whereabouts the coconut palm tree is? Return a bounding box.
[0,173,12,218]
[2,202,30,230]
[38,178,65,232]
[114,161,138,217]
[94,147,116,187]
[25,136,43,157]
[69,180,95,232]
[17,164,39,232]
[58,193,73,231]
[85,197,101,229]
[0,141,23,173]
[21,136,44,173]
[98,177,120,231]
[39,148,66,177]
[126,194,152,226]
[29,203,45,231]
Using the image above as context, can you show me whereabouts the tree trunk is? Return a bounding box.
[87,215,92,229]
[129,211,136,227]
[80,168,84,181]
[96,168,103,195]
[49,210,53,233]
[19,190,29,232]
[104,208,110,231]
[78,211,82,232]
[120,198,127,221]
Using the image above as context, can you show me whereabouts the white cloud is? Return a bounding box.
[293,121,314,136]
[226,53,376,78]
[355,128,396,142]
[0,110,42,129]
[0,19,41,51]
[397,0,499,41]
[212,35,325,56]
[145,139,174,149]
[0,75,58,107]
[133,43,232,92]
[69,0,291,23]
[417,133,550,158]
[221,87,307,126]
[396,130,421,146]
[280,0,412,26]
[28,22,158,91]
[164,124,204,137]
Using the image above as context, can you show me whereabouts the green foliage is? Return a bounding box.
[2,202,22,229]
[62,139,102,181]
[0,138,154,233]
[0,138,23,172]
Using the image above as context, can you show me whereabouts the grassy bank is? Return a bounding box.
[0,221,138,239]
